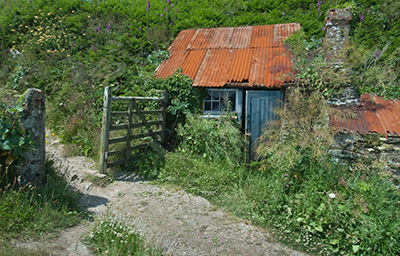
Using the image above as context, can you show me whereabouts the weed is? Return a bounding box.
[85,213,162,256]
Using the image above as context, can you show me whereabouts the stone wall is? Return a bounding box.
[324,8,353,64]
[332,132,400,186]
[19,88,46,186]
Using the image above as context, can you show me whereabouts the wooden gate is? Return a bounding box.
[99,86,168,173]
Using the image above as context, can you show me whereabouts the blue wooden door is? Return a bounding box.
[245,90,282,159]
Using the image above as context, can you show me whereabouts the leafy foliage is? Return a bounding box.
[0,99,34,187]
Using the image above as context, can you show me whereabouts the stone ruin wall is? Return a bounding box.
[332,133,400,187]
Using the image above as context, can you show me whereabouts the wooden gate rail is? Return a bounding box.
[99,86,168,173]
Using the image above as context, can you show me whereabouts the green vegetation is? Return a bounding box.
[85,214,162,256]
[0,159,82,254]
[0,98,35,187]
[1,0,399,255]
[153,89,400,255]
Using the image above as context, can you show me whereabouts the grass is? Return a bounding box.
[0,159,83,254]
[85,213,163,256]
[152,149,400,255]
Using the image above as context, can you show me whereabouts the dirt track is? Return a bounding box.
[31,136,308,256]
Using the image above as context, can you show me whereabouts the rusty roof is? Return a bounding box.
[330,94,400,137]
[155,23,301,88]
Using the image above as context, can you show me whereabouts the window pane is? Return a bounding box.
[212,101,220,111]
[204,101,211,111]
[212,91,220,100]
[205,92,212,101]
[228,91,236,111]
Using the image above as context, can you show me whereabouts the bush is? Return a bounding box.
[177,113,246,166]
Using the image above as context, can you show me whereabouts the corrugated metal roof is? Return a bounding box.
[156,23,301,88]
[331,94,400,137]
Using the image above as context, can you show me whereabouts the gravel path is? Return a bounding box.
[40,137,307,256]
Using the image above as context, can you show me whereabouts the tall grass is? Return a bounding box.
[0,159,82,252]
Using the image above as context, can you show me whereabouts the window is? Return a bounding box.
[204,89,237,114]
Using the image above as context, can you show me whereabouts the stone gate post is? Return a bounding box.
[19,88,46,186]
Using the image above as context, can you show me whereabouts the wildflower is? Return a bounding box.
[165,7,168,12]
[376,50,381,59]
[95,27,100,33]
[328,193,336,199]
[126,32,130,36]
[360,13,364,22]
[168,0,170,5]
[107,23,110,33]
[52,133,55,136]
[160,14,163,17]
[175,9,177,12]
[282,12,285,15]
[285,174,288,176]
[156,13,158,15]
[146,1,150,12]
[171,4,174,8]
[139,27,142,31]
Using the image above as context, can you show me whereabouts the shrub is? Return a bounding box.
[255,87,341,174]
[177,113,246,166]
[0,99,34,188]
